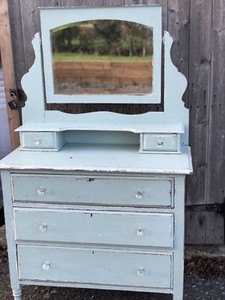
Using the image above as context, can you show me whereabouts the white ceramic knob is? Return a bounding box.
[37,187,45,196]
[137,228,144,236]
[157,141,164,147]
[42,262,51,271]
[137,268,145,276]
[39,224,48,232]
[135,191,143,199]
[34,138,41,145]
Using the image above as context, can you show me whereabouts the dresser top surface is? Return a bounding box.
[16,122,184,134]
[0,144,192,174]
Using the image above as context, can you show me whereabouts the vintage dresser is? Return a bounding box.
[0,6,192,300]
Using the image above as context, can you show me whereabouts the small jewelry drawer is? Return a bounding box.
[140,133,180,153]
[19,131,64,151]
[14,209,174,248]
[18,245,173,289]
[12,174,174,207]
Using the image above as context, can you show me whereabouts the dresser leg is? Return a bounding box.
[13,288,22,300]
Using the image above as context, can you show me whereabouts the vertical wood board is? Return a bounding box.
[187,0,212,206]
[0,0,20,149]
[167,0,190,105]
[207,0,225,205]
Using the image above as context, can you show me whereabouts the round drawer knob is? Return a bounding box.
[39,224,48,232]
[42,262,51,271]
[34,138,41,145]
[37,187,45,196]
[135,191,143,199]
[137,268,145,276]
[157,141,164,147]
[137,228,144,236]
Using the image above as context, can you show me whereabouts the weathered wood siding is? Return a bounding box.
[7,0,225,244]
[0,0,20,149]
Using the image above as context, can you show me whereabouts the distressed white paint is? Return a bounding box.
[0,144,192,174]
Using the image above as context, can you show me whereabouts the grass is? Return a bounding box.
[53,53,152,62]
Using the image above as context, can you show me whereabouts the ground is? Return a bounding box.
[1,227,225,300]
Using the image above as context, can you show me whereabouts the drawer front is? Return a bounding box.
[141,134,179,152]
[20,132,55,149]
[14,209,174,248]
[12,174,174,207]
[18,245,173,289]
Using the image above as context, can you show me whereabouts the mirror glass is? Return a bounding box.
[51,20,153,95]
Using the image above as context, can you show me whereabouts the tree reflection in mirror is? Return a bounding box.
[51,20,153,95]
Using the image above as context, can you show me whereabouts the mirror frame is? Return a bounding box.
[40,6,162,104]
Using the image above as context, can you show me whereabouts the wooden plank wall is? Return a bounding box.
[7,0,225,244]
[0,0,20,149]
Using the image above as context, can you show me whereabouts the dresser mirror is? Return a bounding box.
[51,20,153,96]
[41,6,162,104]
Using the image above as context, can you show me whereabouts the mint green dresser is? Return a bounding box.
[0,6,192,300]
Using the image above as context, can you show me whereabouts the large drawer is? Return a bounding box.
[12,174,174,207]
[18,245,173,289]
[14,209,174,248]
